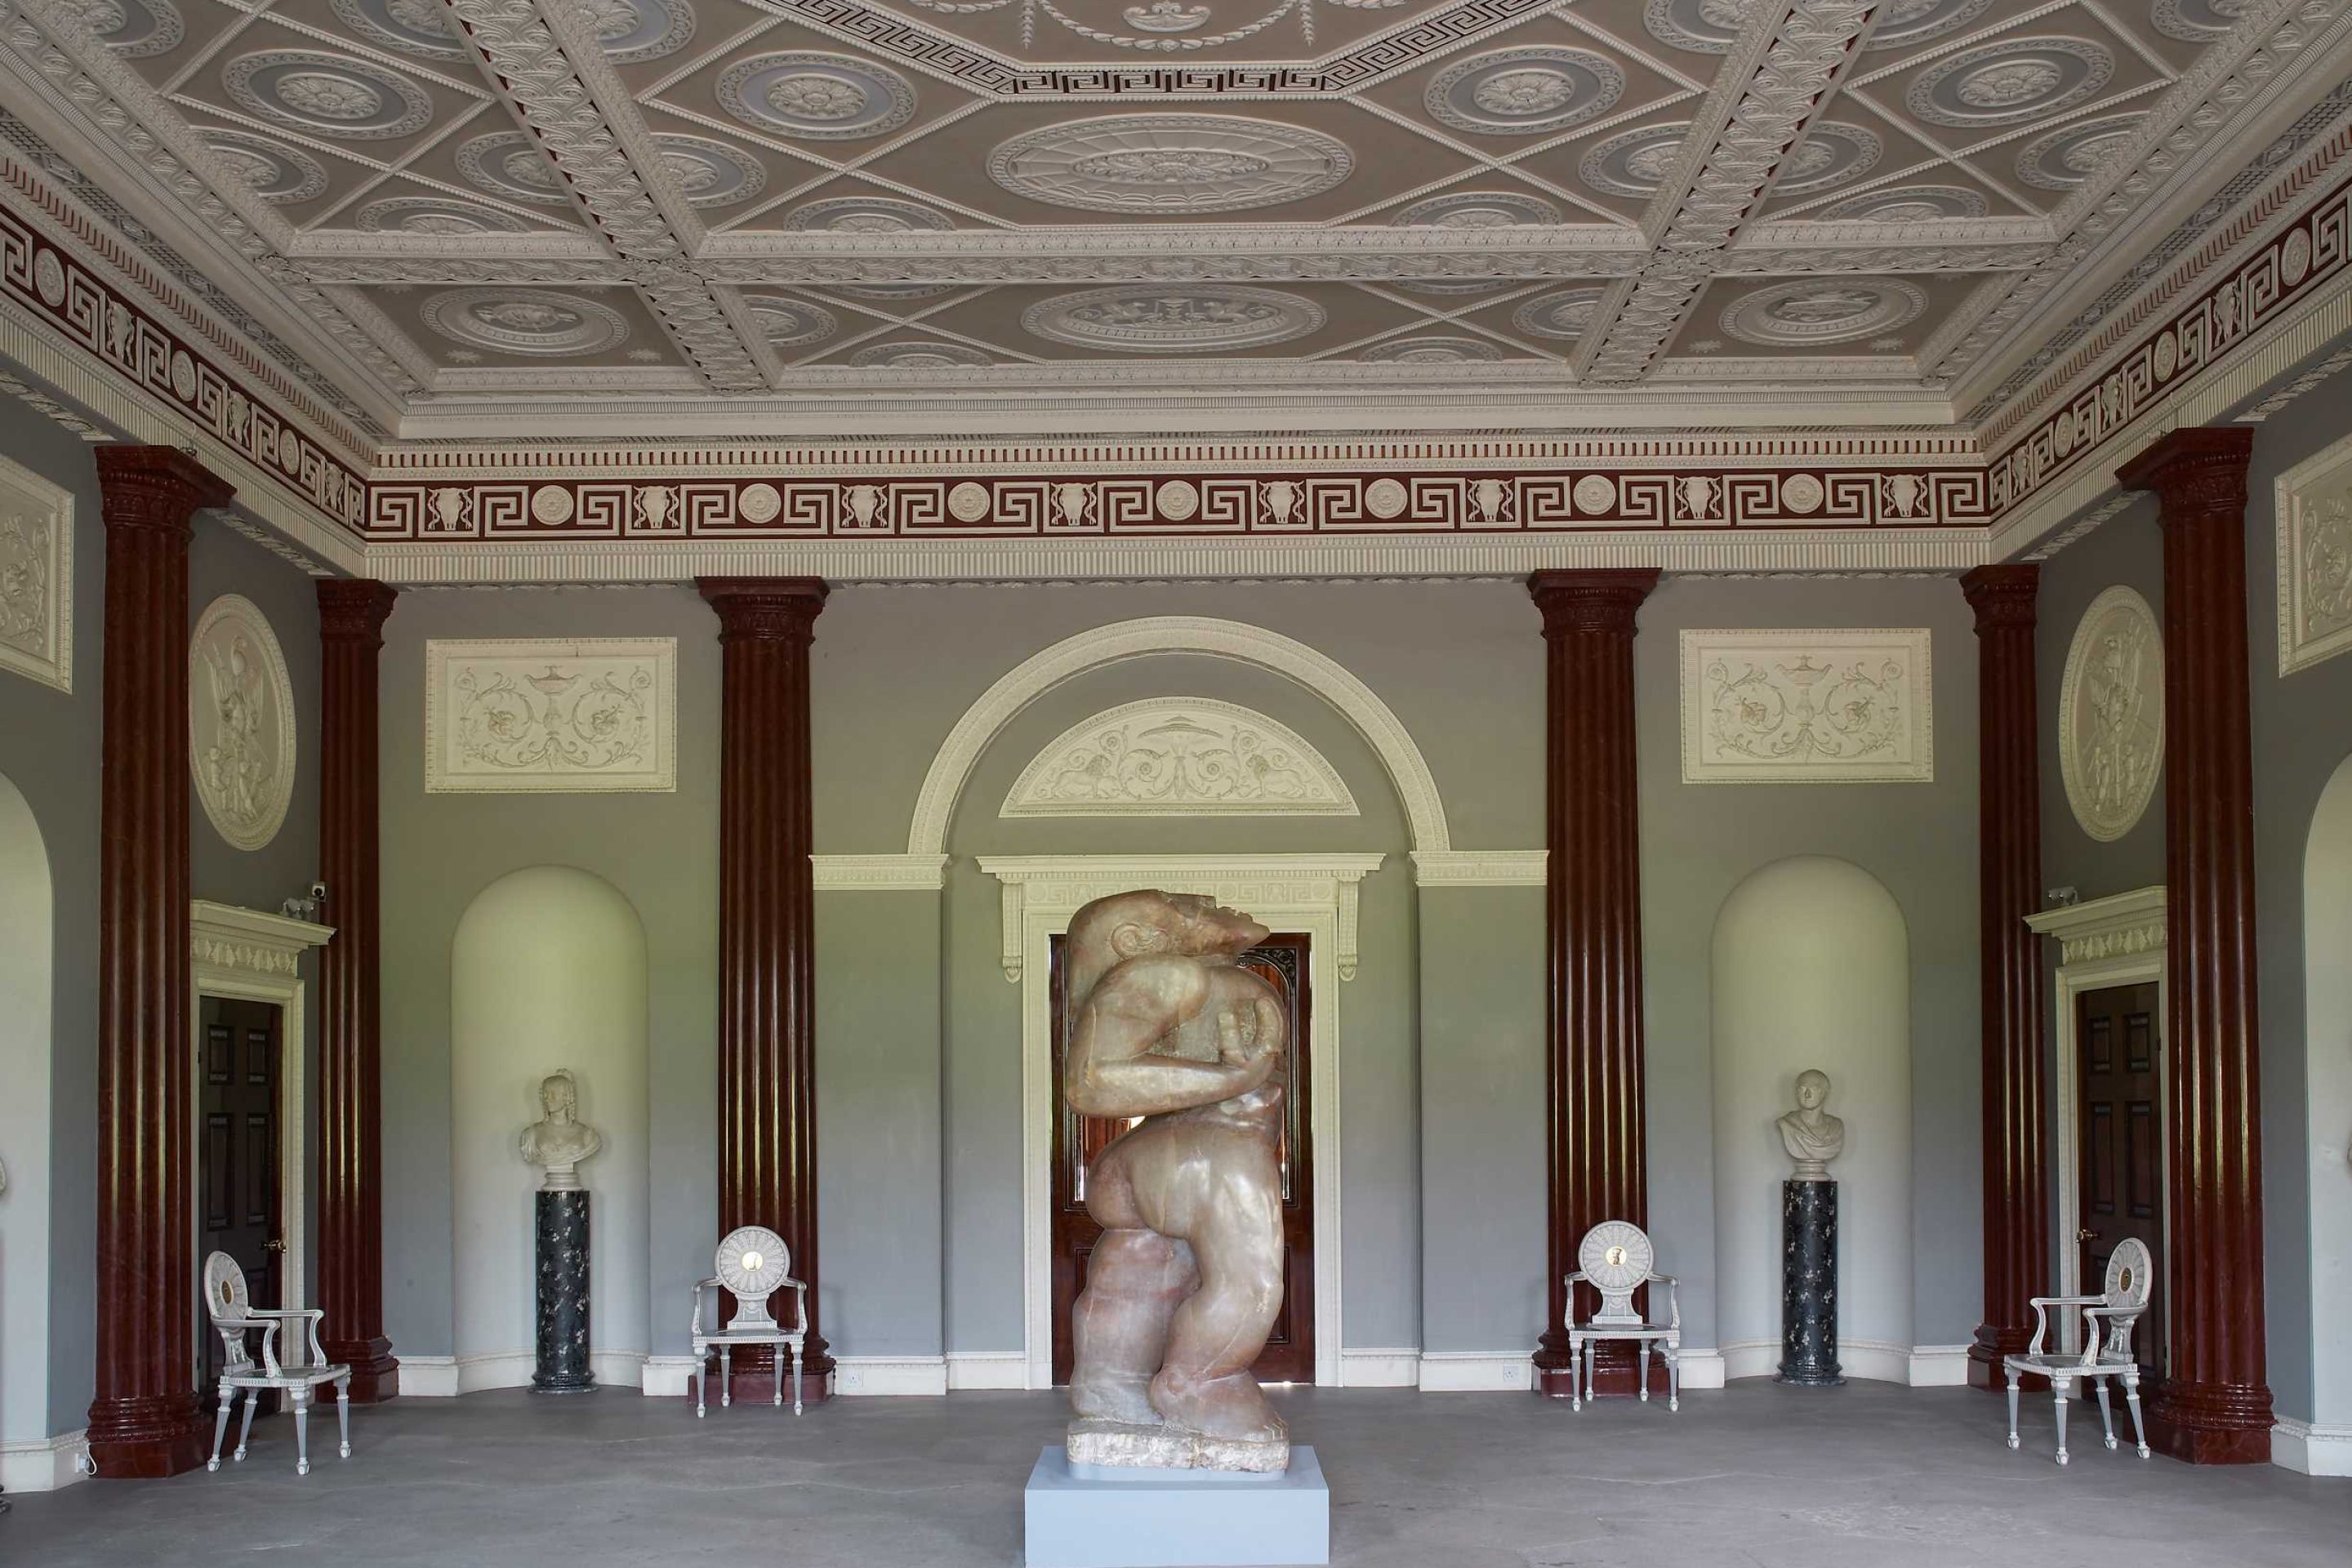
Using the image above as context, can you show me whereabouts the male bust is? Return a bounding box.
[519,1069,602,1191]
[1779,1068,1845,1181]
[1062,889,1290,1451]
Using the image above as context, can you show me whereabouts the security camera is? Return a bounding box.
[310,881,328,904]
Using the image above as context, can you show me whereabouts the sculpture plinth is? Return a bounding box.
[1778,1181,1843,1388]
[533,1191,595,1394]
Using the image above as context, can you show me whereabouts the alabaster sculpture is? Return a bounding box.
[1779,1068,1845,1181]
[519,1069,602,1192]
[1062,889,1290,1472]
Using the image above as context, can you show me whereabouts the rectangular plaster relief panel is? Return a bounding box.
[1679,629,1933,785]
[2276,430,2352,675]
[0,452,72,693]
[425,638,676,793]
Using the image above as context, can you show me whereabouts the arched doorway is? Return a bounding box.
[0,772,55,1477]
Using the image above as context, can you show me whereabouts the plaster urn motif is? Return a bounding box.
[519,1069,602,1191]
[1779,1069,1846,1181]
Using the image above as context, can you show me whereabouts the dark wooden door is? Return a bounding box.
[2075,982,2163,1377]
[199,996,283,1405]
[1049,933,1314,1386]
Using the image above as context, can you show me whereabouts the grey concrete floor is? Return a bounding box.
[6,1382,2347,1566]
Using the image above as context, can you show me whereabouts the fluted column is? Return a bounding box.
[2117,427,2274,1463]
[1959,565,2051,1392]
[316,579,401,1402]
[1528,568,1660,1397]
[697,577,832,1388]
[86,446,233,1479]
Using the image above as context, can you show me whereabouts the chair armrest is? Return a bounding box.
[782,1277,809,1336]
[2028,1294,2103,1308]
[256,1316,286,1376]
[2080,1304,2141,1367]
[1650,1274,1681,1330]
[690,1278,718,1339]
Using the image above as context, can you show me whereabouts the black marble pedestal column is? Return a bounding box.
[533,1191,595,1393]
[1779,1179,1843,1387]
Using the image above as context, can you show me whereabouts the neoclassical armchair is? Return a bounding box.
[1564,1219,1681,1412]
[2004,1236,2155,1464]
[202,1251,352,1476]
[691,1225,809,1417]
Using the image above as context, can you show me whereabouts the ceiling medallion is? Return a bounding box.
[455,131,570,205]
[2015,114,2144,191]
[654,135,767,208]
[849,342,991,368]
[1513,288,1604,341]
[328,0,468,59]
[1022,285,1325,354]
[2152,0,2243,42]
[742,295,838,348]
[1580,122,1693,199]
[203,130,327,205]
[1362,336,1504,363]
[221,51,436,141]
[55,0,183,57]
[782,197,954,232]
[577,0,697,64]
[355,196,531,234]
[1423,47,1626,138]
[1863,0,1996,50]
[1817,185,1989,221]
[830,282,958,301]
[717,53,918,141]
[2059,586,2163,842]
[1641,0,1756,54]
[1392,191,1562,228]
[1772,122,1881,194]
[1719,278,1927,346]
[1905,38,2115,129]
[988,114,1353,215]
[421,288,630,356]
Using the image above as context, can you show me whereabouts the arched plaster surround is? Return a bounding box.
[2303,753,2352,1464]
[907,617,1451,855]
[452,866,649,1391]
[0,773,56,1478]
[1710,856,1914,1383]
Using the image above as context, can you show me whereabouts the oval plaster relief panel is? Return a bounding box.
[58,0,184,56]
[2059,585,2164,842]
[221,50,437,141]
[1022,285,1324,353]
[1001,697,1358,819]
[988,114,1353,215]
[189,594,296,852]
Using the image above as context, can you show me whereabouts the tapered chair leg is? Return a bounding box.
[2052,1379,2071,1466]
[720,1346,733,1408]
[791,1341,804,1417]
[773,1350,784,1409]
[2094,1380,2117,1450]
[1638,1342,1651,1403]
[1665,1343,1681,1414]
[2004,1365,2020,1450]
[696,1349,707,1418]
[2123,1374,2150,1459]
[235,1392,260,1462]
[210,1391,237,1472]
[293,1390,313,1476]
[338,1379,353,1459]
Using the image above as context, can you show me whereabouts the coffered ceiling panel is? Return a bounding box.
[4,0,2348,429]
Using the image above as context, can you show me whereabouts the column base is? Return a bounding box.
[323,1339,401,1404]
[1968,1325,2042,1392]
[87,1392,208,1480]
[2147,1380,2275,1465]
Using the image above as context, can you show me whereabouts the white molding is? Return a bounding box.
[0,1428,90,1491]
[2274,427,2352,675]
[811,853,950,892]
[1907,1345,1973,1388]
[1679,628,1935,784]
[2025,886,2169,968]
[2272,1418,2352,1476]
[1717,1339,1960,1385]
[190,593,299,852]
[1416,1352,1533,1393]
[835,1356,951,1396]
[1336,1349,1422,1388]
[1409,850,1548,887]
[641,1355,697,1398]
[1000,697,1357,822]
[2057,586,2164,843]
[945,1352,1028,1391]
[399,1356,461,1397]
[406,1349,649,1394]
[1677,1350,1726,1391]
[423,638,678,794]
[1722,1340,1780,1382]
[979,853,1373,1393]
[0,450,72,694]
[911,617,1450,854]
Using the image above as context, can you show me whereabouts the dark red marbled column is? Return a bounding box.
[1959,564,2051,1393]
[315,579,401,1402]
[697,577,833,1390]
[86,447,233,1480]
[2118,427,2274,1463]
[1528,568,1660,1397]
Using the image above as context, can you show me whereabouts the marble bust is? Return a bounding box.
[518,1070,601,1192]
[1778,1069,1845,1181]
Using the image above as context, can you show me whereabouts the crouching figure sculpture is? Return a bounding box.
[1063,889,1291,1472]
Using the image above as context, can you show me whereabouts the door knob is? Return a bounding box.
[2076,1227,2101,1243]
[263,1238,286,1254]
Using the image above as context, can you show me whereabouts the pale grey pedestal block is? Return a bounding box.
[1023,1445,1330,1568]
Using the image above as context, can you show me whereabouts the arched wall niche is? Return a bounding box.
[2304,752,2352,1436]
[451,865,650,1390]
[1710,855,1913,1382]
[0,771,54,1456]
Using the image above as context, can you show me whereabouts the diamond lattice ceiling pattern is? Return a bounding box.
[1,0,2347,434]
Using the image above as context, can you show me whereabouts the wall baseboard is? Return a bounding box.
[1718,1339,1968,1388]
[0,1429,89,1491]
[396,1351,645,1396]
[1418,1352,1533,1392]
[946,1352,1028,1391]
[641,1356,697,1398]
[836,1356,951,1396]
[1338,1348,1420,1388]
[2272,1418,2352,1477]
[400,1356,460,1397]
[1905,1345,1972,1388]
[1676,1350,1726,1390]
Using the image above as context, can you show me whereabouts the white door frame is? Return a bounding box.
[2026,885,2167,1356]
[189,900,333,1372]
[978,853,1383,1392]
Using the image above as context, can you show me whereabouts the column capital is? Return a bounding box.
[2115,427,2252,519]
[697,577,829,644]
[1527,568,1661,636]
[317,578,399,647]
[1958,564,2040,631]
[93,444,233,532]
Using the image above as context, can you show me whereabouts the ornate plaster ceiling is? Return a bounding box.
[0,0,2348,439]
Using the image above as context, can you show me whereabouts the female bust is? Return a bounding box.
[519,1069,602,1191]
[1778,1068,1845,1182]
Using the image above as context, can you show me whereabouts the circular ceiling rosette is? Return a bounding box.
[1905,38,2115,130]
[1423,47,1627,139]
[718,52,919,141]
[222,50,436,141]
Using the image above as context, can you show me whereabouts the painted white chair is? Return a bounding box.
[202,1251,351,1476]
[691,1225,808,1417]
[1564,1219,1682,1412]
[2004,1236,2154,1464]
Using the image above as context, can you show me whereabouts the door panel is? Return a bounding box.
[2075,982,2163,1378]
[1049,933,1314,1386]
[198,996,283,1405]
